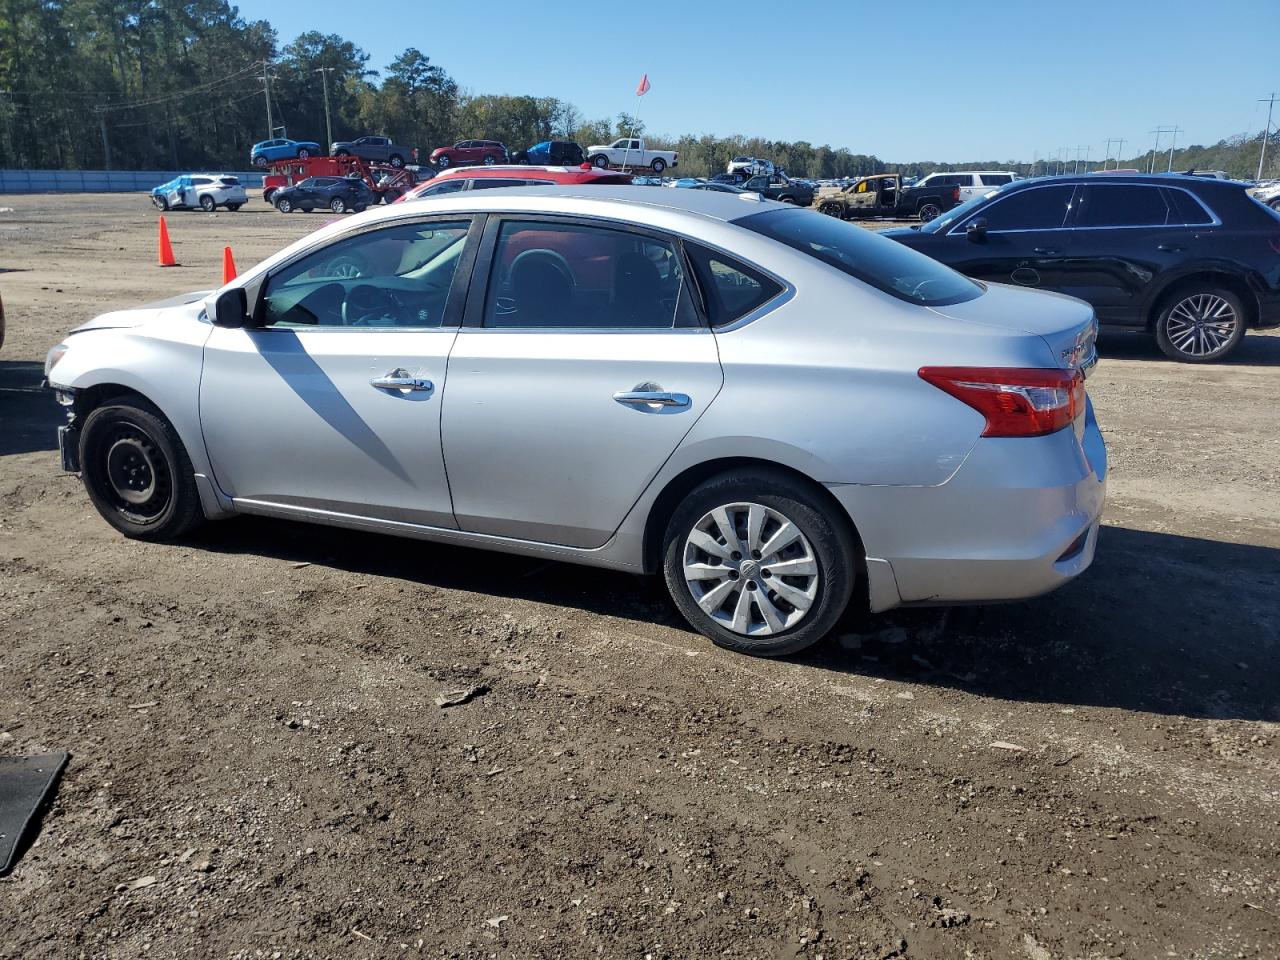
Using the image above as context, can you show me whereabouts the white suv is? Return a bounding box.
[728,156,774,179]
[913,170,1017,202]
[151,174,249,212]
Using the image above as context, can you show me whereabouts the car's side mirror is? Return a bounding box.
[966,218,988,242]
[209,287,248,328]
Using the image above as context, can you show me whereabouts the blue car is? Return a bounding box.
[510,140,585,166]
[250,138,323,167]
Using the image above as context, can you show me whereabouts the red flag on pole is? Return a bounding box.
[635,73,650,97]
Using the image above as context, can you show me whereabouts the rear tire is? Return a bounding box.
[482,154,496,165]
[917,202,942,222]
[1153,285,1247,362]
[661,469,857,657]
[330,197,347,214]
[818,202,844,218]
[226,203,243,212]
[199,194,216,212]
[389,154,405,168]
[79,400,203,542]
[1269,198,1280,212]
[591,154,610,169]
[650,158,666,174]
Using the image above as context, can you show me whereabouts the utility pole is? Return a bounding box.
[315,67,335,151]
[1258,93,1277,181]
[96,107,111,170]
[1103,137,1125,170]
[262,59,274,139]
[1166,126,1182,172]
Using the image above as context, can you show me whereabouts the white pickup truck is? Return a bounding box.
[586,138,679,174]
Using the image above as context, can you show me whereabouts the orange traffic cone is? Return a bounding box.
[157,216,178,267]
[221,246,237,284]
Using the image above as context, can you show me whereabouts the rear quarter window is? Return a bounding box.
[738,207,982,307]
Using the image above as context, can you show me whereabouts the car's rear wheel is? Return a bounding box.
[1269,198,1280,212]
[330,197,347,214]
[662,470,857,657]
[152,195,168,211]
[226,203,243,212]
[199,195,216,212]
[80,401,203,542]
[482,154,497,165]
[650,158,666,174]
[1154,286,1247,362]
[275,197,293,213]
[389,154,405,168]
[917,202,942,222]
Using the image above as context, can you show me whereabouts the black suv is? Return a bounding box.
[885,174,1280,362]
[273,176,374,215]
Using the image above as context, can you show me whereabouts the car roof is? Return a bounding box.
[1005,173,1244,190]
[380,184,779,223]
[431,164,606,180]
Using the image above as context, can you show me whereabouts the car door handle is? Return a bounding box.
[371,373,433,393]
[1157,244,1184,252]
[613,390,691,409]
[1033,247,1060,255]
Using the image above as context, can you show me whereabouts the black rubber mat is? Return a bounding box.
[0,752,69,876]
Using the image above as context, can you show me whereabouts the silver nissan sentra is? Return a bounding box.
[45,186,1106,656]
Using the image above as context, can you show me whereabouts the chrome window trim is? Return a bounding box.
[947,182,1222,236]
[945,182,1080,236]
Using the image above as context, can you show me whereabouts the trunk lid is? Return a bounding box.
[928,281,1098,375]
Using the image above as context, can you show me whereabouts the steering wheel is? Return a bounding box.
[344,284,403,327]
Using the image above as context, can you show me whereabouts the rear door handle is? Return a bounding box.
[1033,247,1060,255]
[1157,244,1184,252]
[613,390,691,409]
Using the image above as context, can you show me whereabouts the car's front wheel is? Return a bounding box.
[389,154,405,168]
[152,195,169,211]
[662,470,857,657]
[917,202,941,222]
[79,400,203,541]
[1154,286,1247,362]
[482,154,496,165]
[297,148,311,159]
[275,197,293,213]
[253,156,268,168]
[435,155,449,168]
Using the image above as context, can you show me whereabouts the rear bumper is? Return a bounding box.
[828,400,1107,612]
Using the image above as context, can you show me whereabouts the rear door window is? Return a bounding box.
[1076,185,1171,227]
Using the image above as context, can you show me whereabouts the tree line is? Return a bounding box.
[2,1,1276,180]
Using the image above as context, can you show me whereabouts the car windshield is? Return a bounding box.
[738,207,982,306]
[920,188,1004,233]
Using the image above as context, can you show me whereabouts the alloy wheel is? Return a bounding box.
[1165,294,1239,358]
[682,501,819,637]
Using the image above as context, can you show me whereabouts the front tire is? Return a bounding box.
[152,195,169,211]
[482,154,496,165]
[1154,286,1247,362]
[662,470,857,657]
[275,197,293,213]
[297,148,311,159]
[917,202,941,222]
[389,154,405,168]
[253,156,268,168]
[79,401,203,542]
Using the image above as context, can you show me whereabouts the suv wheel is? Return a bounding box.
[334,149,350,157]
[152,195,169,211]
[389,154,405,168]
[330,197,347,214]
[917,202,942,222]
[276,197,293,213]
[818,202,844,218]
[1154,287,1246,362]
[253,156,268,168]
[199,194,216,212]
[436,155,450,168]
[650,158,666,174]
[80,400,203,541]
[662,469,857,657]
[483,154,497,165]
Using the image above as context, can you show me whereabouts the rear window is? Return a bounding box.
[219,177,240,186]
[686,245,783,326]
[980,174,1013,186]
[1169,189,1215,225]
[737,208,982,306]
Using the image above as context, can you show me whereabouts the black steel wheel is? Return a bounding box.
[79,400,203,541]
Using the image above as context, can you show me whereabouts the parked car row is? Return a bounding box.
[250,135,418,169]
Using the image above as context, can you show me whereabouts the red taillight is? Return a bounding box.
[952,186,960,202]
[918,367,1085,438]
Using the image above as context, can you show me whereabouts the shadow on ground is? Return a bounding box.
[0,360,59,456]
[191,517,1280,722]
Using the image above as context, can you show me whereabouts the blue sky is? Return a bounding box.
[237,0,1279,163]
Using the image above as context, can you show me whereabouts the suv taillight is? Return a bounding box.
[918,367,1085,438]
[952,186,960,202]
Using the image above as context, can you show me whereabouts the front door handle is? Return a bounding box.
[371,371,433,394]
[613,390,691,410]
[1157,244,1184,253]
[1033,247,1060,255]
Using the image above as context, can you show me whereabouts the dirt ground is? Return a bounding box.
[1,193,1277,960]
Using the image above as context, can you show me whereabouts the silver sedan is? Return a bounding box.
[45,187,1106,656]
